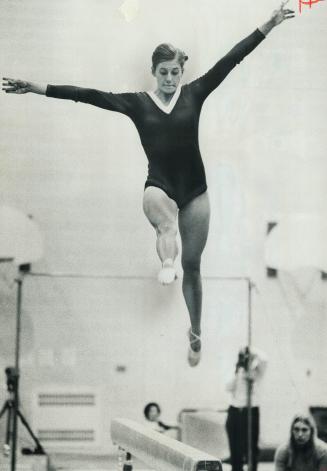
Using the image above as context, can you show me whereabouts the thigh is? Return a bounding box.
[178,191,210,261]
[143,186,178,229]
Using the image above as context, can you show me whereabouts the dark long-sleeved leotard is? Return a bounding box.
[46,29,265,208]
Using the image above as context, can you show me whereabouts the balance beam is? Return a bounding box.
[111,418,222,471]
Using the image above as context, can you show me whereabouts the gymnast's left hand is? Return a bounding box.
[271,1,295,26]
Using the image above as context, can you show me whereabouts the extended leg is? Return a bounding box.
[143,186,178,284]
[178,191,210,365]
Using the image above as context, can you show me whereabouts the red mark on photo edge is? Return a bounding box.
[299,0,325,13]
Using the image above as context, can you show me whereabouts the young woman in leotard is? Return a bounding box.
[2,2,294,367]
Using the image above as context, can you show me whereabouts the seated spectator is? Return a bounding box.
[143,402,174,434]
[274,414,327,471]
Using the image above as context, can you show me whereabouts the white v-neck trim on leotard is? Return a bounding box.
[146,86,181,114]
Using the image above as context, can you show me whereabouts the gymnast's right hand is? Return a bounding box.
[2,78,46,95]
[2,78,30,94]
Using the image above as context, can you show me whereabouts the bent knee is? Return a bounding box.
[156,221,178,237]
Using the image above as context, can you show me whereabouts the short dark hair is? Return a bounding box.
[151,43,188,72]
[144,402,161,419]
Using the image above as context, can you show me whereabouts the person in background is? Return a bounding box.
[225,347,268,471]
[274,414,327,471]
[143,402,175,433]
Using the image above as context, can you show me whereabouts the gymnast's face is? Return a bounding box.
[292,420,311,446]
[147,405,160,421]
[153,59,183,96]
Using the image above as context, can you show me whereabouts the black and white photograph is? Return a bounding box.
[0,1,327,471]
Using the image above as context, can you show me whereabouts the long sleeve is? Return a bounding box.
[274,445,288,471]
[317,440,327,470]
[46,85,136,117]
[189,28,265,101]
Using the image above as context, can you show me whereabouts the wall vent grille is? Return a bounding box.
[32,388,101,450]
[38,393,95,406]
[37,429,95,442]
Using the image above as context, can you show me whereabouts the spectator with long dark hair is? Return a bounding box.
[275,414,327,471]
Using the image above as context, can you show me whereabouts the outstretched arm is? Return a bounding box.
[2,78,46,95]
[190,1,295,99]
[2,78,137,116]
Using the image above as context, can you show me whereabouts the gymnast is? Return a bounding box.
[2,2,294,367]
